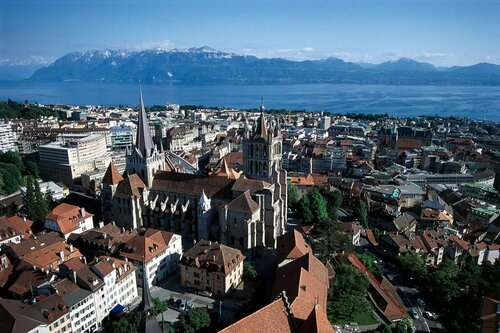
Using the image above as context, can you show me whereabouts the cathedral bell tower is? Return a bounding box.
[242,98,282,182]
[126,86,165,187]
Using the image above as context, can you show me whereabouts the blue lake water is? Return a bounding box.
[0,81,499,122]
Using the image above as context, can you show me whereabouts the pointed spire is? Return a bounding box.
[254,97,268,139]
[141,255,154,314]
[136,84,155,159]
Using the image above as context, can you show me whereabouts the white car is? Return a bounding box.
[424,311,435,320]
[410,307,419,319]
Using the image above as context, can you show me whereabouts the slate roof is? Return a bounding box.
[115,174,147,198]
[151,171,235,200]
[232,177,271,195]
[226,191,260,214]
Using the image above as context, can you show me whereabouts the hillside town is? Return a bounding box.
[0,95,499,333]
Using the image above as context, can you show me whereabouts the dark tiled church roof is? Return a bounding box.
[115,174,146,198]
[226,191,260,214]
[151,171,235,200]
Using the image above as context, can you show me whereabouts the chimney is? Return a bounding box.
[81,207,86,216]
[73,270,77,283]
[69,244,74,252]
[83,256,87,265]
[98,221,104,228]
[212,255,216,261]
[60,251,65,261]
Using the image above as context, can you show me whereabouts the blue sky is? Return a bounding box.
[1,0,499,66]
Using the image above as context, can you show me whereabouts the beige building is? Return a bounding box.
[39,133,109,185]
[180,240,244,295]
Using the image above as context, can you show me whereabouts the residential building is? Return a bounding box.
[180,240,245,295]
[44,203,94,239]
[479,297,500,333]
[120,228,182,288]
[53,278,97,333]
[0,122,17,153]
[0,216,33,245]
[0,294,71,333]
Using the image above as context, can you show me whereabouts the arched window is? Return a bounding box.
[250,144,254,157]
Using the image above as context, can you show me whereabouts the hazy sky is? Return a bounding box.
[1,0,499,66]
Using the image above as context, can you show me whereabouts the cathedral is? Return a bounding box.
[101,92,287,250]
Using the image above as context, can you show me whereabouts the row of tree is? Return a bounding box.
[0,99,64,119]
[0,151,39,196]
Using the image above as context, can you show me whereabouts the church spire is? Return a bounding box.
[254,97,268,139]
[136,84,155,159]
[141,256,154,314]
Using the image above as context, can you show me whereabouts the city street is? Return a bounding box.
[149,269,243,326]
[377,256,445,333]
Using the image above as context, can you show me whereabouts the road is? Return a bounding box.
[149,269,243,325]
[377,257,445,333]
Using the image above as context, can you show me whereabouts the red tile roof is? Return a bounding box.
[102,162,123,185]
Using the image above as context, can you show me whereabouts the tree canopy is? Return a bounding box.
[178,307,211,333]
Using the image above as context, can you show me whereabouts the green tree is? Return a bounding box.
[309,189,328,222]
[23,176,36,220]
[153,297,168,314]
[324,190,342,221]
[358,252,383,278]
[297,195,314,225]
[0,162,22,194]
[314,219,353,262]
[179,307,211,333]
[153,296,169,330]
[328,264,370,322]
[33,179,49,221]
[397,253,427,282]
[287,181,300,207]
[353,199,368,228]
[243,262,258,280]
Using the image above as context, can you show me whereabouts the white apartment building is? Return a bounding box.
[44,203,94,239]
[91,256,138,320]
[0,122,17,153]
[60,256,138,329]
[120,229,183,288]
[39,133,109,185]
[54,279,98,333]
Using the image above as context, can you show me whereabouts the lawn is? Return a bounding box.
[332,311,379,326]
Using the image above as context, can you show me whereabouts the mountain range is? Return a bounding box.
[27,47,500,85]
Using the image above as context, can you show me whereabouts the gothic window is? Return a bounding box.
[263,146,267,157]
[233,218,237,228]
[141,169,145,179]
[256,145,259,155]
[250,144,254,157]
[263,162,268,176]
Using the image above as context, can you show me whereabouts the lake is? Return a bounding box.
[1,81,499,122]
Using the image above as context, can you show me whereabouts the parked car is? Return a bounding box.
[168,297,175,306]
[186,301,194,310]
[424,311,435,320]
[198,290,213,297]
[410,307,419,319]
[417,298,425,307]
[174,299,182,309]
[179,300,187,311]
